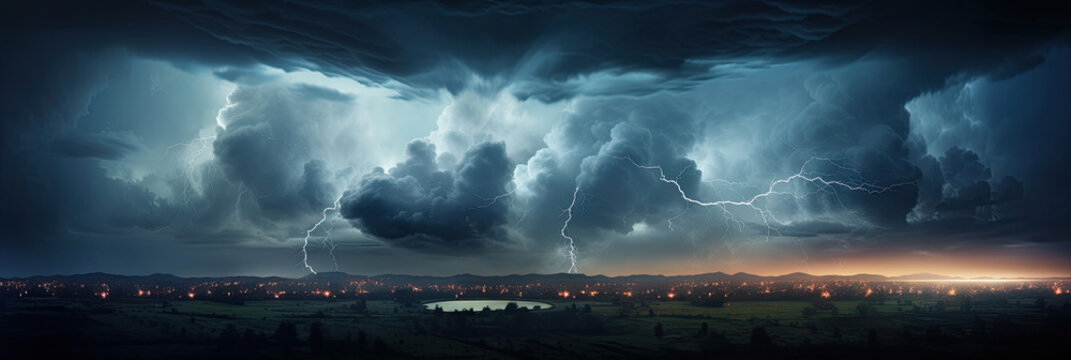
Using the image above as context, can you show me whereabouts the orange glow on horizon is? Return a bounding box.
[588,249,1071,279]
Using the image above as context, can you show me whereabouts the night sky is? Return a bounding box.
[2,1,1070,278]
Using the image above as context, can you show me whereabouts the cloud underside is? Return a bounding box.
[0,0,1069,275]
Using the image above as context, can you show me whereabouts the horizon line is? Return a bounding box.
[5,270,1070,281]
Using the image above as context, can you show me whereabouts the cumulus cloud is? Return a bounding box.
[340,140,513,250]
[209,83,365,221]
[2,0,1070,275]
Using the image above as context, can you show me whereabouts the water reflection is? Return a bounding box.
[423,299,554,312]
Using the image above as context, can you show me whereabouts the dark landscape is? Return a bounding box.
[4,1,1071,359]
[3,272,1069,359]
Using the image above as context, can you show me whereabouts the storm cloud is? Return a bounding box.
[1,0,1070,277]
[341,140,513,250]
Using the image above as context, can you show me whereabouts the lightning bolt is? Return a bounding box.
[302,194,343,274]
[321,219,340,271]
[619,156,917,241]
[468,187,517,210]
[161,135,218,213]
[560,186,581,274]
[233,185,248,221]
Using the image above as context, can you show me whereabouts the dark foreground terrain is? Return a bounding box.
[3,293,1069,359]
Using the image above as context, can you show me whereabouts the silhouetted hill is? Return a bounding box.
[10,271,1062,287]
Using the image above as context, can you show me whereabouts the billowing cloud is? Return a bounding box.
[340,140,513,250]
[1,0,1069,277]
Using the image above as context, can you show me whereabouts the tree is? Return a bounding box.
[654,323,664,338]
[583,304,592,313]
[273,321,298,358]
[504,302,519,313]
[700,321,709,335]
[392,288,416,306]
[352,299,367,313]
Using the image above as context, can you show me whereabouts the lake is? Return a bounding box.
[422,299,554,312]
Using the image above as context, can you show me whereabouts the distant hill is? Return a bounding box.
[7,271,1063,285]
[889,273,958,281]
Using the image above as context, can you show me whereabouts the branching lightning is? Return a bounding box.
[560,186,581,274]
[320,219,339,271]
[162,135,218,211]
[619,156,917,241]
[468,187,517,210]
[302,194,343,274]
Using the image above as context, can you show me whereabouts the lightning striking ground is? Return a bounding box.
[302,194,344,274]
[560,186,581,274]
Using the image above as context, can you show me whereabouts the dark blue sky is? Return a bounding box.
[1,0,1069,277]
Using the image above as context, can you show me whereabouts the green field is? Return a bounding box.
[2,296,1066,359]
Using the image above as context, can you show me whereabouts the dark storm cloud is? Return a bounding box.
[506,96,710,245]
[212,84,346,219]
[905,146,1024,224]
[290,84,356,103]
[340,140,513,249]
[87,1,1071,99]
[940,147,992,190]
[0,155,174,250]
[2,0,1070,275]
[150,0,859,97]
[4,1,1068,100]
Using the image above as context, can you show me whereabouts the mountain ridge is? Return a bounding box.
[4,271,1065,283]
